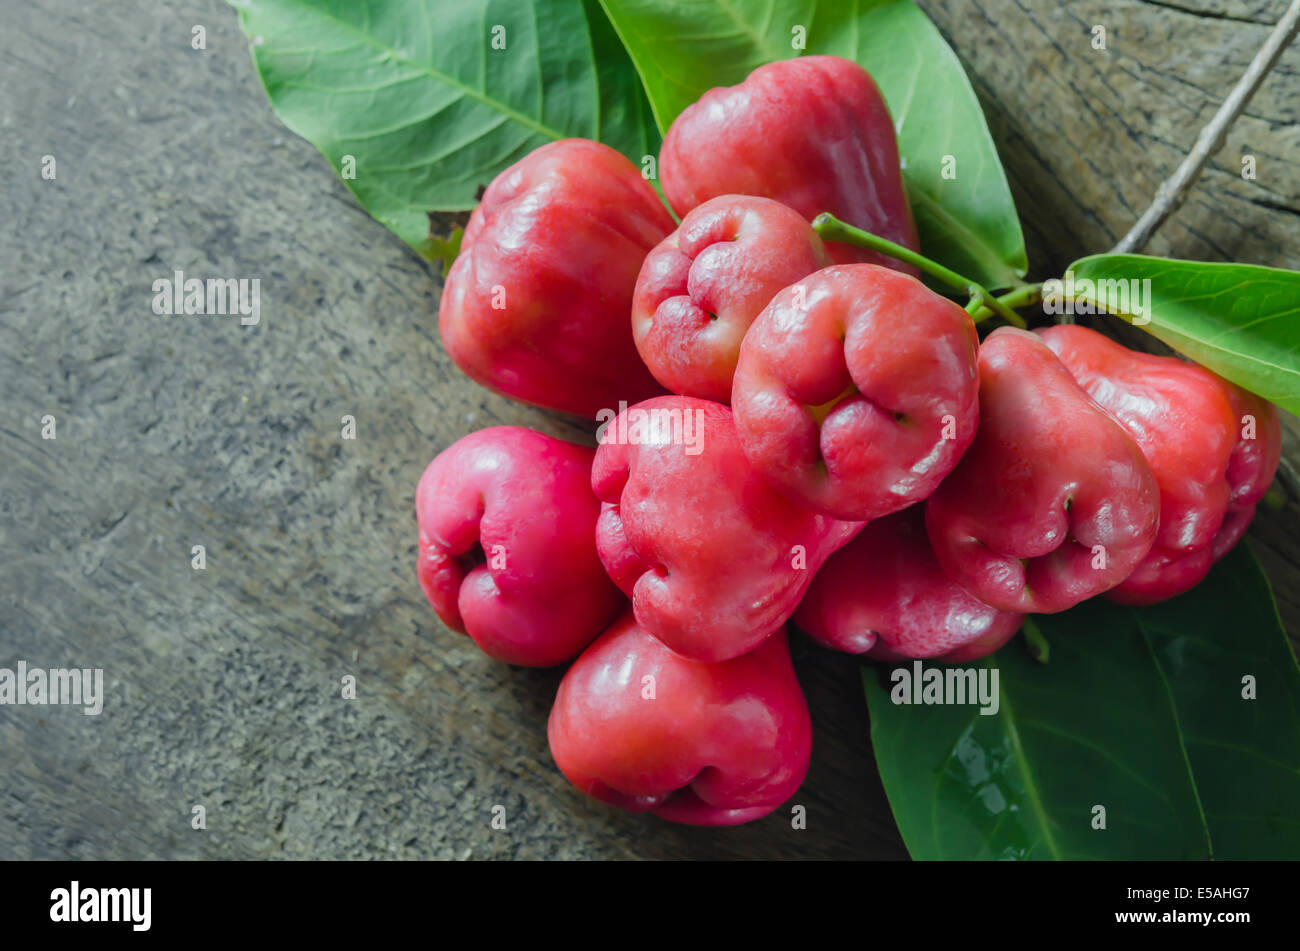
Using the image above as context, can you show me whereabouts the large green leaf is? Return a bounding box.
[864,544,1300,860]
[599,0,1027,289]
[1064,254,1300,414]
[228,0,659,254]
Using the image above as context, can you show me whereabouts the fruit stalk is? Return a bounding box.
[812,213,1027,328]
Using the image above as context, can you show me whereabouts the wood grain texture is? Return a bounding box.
[0,0,1295,860]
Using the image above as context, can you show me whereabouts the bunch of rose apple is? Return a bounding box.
[416,56,1281,826]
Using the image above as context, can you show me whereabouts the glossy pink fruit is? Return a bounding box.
[548,612,812,826]
[795,507,1022,662]
[925,328,1161,614]
[660,56,919,271]
[731,264,979,521]
[1213,383,1282,561]
[632,195,831,403]
[416,426,623,666]
[439,139,671,417]
[1039,325,1240,605]
[592,396,862,662]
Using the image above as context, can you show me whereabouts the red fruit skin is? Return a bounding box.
[1221,383,1282,527]
[548,612,812,826]
[660,56,920,272]
[439,139,672,417]
[632,195,832,403]
[1210,384,1282,562]
[1038,325,1239,605]
[731,264,980,521]
[415,426,624,667]
[925,328,1161,614]
[592,396,862,662]
[794,507,1022,662]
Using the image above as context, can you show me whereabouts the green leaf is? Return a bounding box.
[1064,254,1300,414]
[599,0,1027,289]
[865,544,1300,860]
[227,0,659,256]
[1135,546,1300,858]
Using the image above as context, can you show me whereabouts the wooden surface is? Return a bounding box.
[0,0,1296,860]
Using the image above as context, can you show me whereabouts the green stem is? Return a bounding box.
[969,282,1044,325]
[1021,616,1050,665]
[813,213,1027,329]
[994,282,1043,311]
